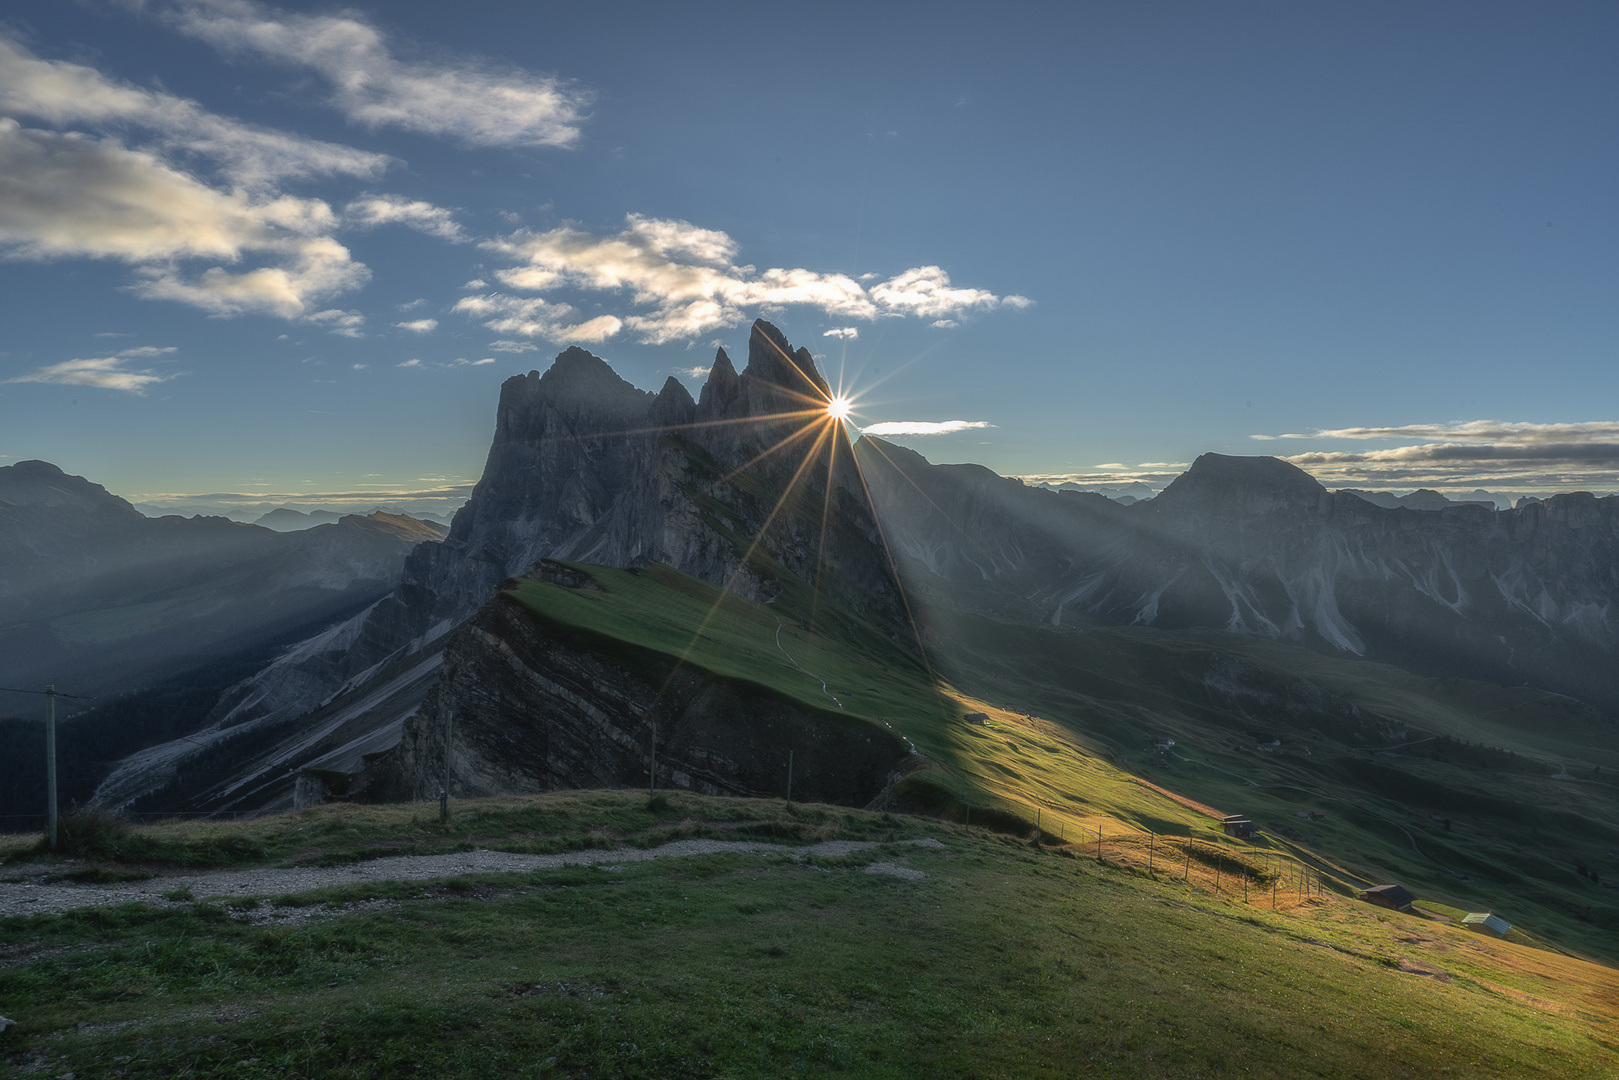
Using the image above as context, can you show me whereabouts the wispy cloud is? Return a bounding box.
[453,293,622,344]
[6,355,176,393]
[161,0,591,149]
[1252,420,1619,443]
[345,195,465,241]
[823,327,859,340]
[307,308,365,337]
[861,420,993,437]
[673,364,710,379]
[487,339,538,353]
[395,318,438,333]
[0,33,385,318]
[464,214,1031,344]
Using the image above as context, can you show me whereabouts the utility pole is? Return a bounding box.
[45,686,58,852]
[439,709,453,823]
[648,714,657,799]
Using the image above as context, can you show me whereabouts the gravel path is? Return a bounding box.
[1,838,945,919]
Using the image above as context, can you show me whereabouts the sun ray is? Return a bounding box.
[645,421,838,709]
[856,435,983,547]
[709,416,828,491]
[845,433,955,719]
[811,417,841,632]
[530,408,828,448]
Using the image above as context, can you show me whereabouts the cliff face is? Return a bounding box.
[856,443,1619,712]
[106,321,906,813]
[354,580,909,807]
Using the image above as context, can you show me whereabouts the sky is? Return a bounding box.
[2,0,1617,517]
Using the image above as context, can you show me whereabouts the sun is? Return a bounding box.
[826,395,853,420]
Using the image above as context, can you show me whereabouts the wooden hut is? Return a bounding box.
[1221,814,1255,839]
[1358,884,1416,912]
[1462,912,1511,936]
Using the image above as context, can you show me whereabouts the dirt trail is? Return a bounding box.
[1,838,945,919]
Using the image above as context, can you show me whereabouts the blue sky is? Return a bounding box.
[2,0,1617,515]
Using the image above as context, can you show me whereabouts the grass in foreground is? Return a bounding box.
[3,793,1617,1079]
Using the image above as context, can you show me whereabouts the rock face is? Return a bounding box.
[105,321,905,813]
[855,443,1619,713]
[351,582,908,808]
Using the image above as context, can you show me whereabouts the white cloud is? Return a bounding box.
[472,358,495,365]
[674,364,711,379]
[351,362,367,370]
[396,318,438,333]
[398,358,421,368]
[6,355,175,393]
[470,214,1029,344]
[306,308,365,337]
[463,278,488,289]
[163,0,592,149]
[452,293,622,343]
[0,33,383,319]
[116,345,177,358]
[823,327,859,340]
[861,420,994,436]
[487,339,538,353]
[1137,461,1190,469]
[345,195,465,241]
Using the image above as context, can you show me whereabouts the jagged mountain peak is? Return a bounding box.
[1154,453,1327,513]
[0,459,139,514]
[742,319,831,401]
[651,375,697,427]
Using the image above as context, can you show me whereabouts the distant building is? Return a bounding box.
[963,711,989,725]
[1462,912,1511,936]
[1153,736,1176,747]
[1359,884,1416,912]
[1221,815,1255,839]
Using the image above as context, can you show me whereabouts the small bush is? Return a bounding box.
[37,807,132,858]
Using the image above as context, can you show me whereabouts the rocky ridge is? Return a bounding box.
[98,321,905,813]
[854,441,1619,712]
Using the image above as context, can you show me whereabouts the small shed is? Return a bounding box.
[1221,814,1255,839]
[963,711,989,726]
[1359,884,1416,912]
[1462,912,1511,937]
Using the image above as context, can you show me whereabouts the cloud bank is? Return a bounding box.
[460,214,1031,344]
[1251,419,1619,492]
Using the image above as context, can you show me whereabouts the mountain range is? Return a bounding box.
[6,327,1617,874]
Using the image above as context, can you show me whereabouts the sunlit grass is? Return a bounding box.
[5,795,1618,1079]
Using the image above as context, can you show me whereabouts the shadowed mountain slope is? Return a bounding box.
[854,439,1619,712]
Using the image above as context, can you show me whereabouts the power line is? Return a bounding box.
[0,686,89,699]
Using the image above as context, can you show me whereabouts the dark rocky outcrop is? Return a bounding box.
[359,587,908,806]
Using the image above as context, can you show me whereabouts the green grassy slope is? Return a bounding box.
[510,561,1619,967]
[925,607,1619,964]
[4,793,1619,1079]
